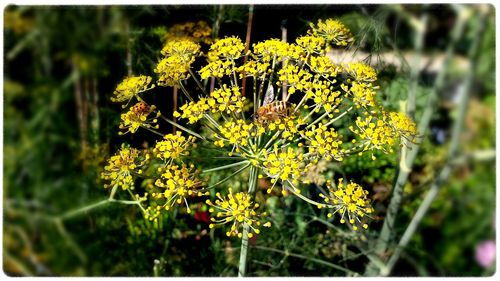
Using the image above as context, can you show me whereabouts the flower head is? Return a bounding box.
[296,35,327,55]
[208,85,246,114]
[153,132,197,161]
[164,21,212,45]
[213,119,260,152]
[208,36,245,60]
[101,145,149,190]
[112,75,153,103]
[173,98,211,124]
[119,102,160,134]
[262,147,306,187]
[308,18,353,46]
[161,39,201,62]
[207,188,271,238]
[302,125,344,161]
[319,179,373,230]
[152,163,206,213]
[155,55,192,87]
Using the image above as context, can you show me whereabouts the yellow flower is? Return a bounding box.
[101,145,149,190]
[296,35,327,55]
[208,85,246,114]
[237,60,271,79]
[153,132,196,161]
[262,147,305,188]
[308,18,354,47]
[305,79,343,113]
[302,125,344,161]
[164,21,212,45]
[252,39,304,63]
[119,102,160,134]
[155,55,192,87]
[199,59,236,80]
[208,36,245,60]
[343,62,377,83]
[161,39,201,62]
[206,188,271,238]
[112,75,153,103]
[277,63,313,94]
[308,56,340,78]
[341,81,377,108]
[350,111,417,155]
[265,115,304,140]
[214,119,261,153]
[174,98,211,124]
[152,163,206,214]
[320,179,373,230]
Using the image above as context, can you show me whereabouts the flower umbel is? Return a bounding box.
[119,102,160,134]
[207,188,271,238]
[153,132,197,161]
[101,145,149,190]
[320,178,374,230]
[112,75,153,103]
[152,163,206,213]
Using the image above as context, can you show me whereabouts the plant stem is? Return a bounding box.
[238,165,259,277]
[252,245,358,275]
[364,5,468,276]
[383,7,484,275]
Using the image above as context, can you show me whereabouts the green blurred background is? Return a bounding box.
[3,4,495,276]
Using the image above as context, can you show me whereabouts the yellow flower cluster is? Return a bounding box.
[164,21,212,45]
[305,79,342,112]
[266,115,304,140]
[296,35,327,55]
[277,63,313,94]
[252,39,303,62]
[308,56,340,78]
[351,111,417,154]
[341,81,377,108]
[319,179,373,230]
[161,39,201,61]
[119,102,160,134]
[206,188,271,238]
[262,147,305,186]
[302,125,344,161]
[155,39,201,86]
[101,145,149,190]
[213,119,260,151]
[237,60,270,78]
[343,62,377,83]
[174,85,245,123]
[199,60,236,80]
[112,75,153,103]
[208,85,246,114]
[173,98,210,124]
[152,163,206,213]
[308,18,354,47]
[153,132,196,161]
[388,111,418,144]
[207,36,245,60]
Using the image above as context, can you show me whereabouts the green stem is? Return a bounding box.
[202,160,249,174]
[364,6,468,276]
[252,245,358,275]
[383,8,483,276]
[238,165,259,277]
[158,114,205,140]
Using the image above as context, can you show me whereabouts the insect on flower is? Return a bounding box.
[132,101,150,115]
[255,85,294,124]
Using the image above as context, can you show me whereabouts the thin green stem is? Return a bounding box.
[206,163,250,190]
[189,69,209,96]
[364,6,468,276]
[238,165,259,277]
[158,114,205,140]
[202,160,249,174]
[252,245,358,275]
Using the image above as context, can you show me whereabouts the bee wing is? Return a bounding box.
[263,85,275,105]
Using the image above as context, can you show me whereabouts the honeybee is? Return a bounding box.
[255,85,293,123]
[132,101,151,115]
